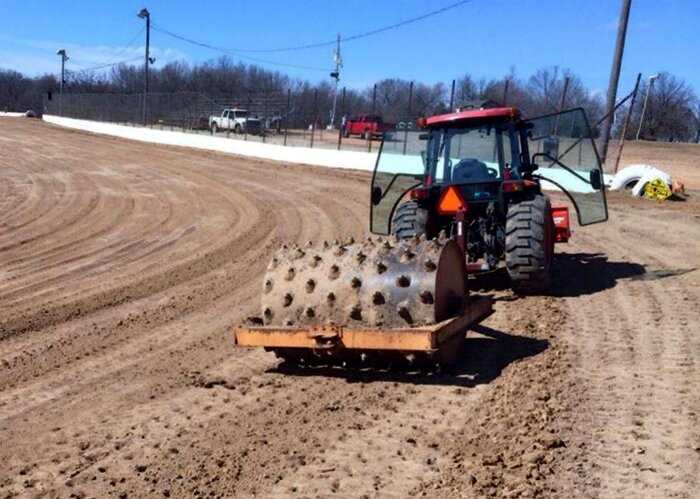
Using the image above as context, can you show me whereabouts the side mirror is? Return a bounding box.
[371,186,383,205]
[589,170,602,190]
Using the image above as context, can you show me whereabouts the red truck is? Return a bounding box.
[343,114,394,139]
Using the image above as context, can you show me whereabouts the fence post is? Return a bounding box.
[372,84,377,113]
[310,89,318,148]
[449,79,456,111]
[262,90,268,143]
[337,87,345,150]
[284,88,290,146]
[403,81,414,155]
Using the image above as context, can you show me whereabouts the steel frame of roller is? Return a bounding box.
[233,295,493,367]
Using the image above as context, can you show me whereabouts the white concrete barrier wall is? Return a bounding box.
[43,115,611,193]
[0,112,26,117]
[43,115,378,172]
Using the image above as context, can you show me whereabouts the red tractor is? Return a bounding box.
[370,106,608,293]
[236,106,608,367]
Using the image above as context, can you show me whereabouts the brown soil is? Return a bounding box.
[1,118,698,498]
[609,139,700,190]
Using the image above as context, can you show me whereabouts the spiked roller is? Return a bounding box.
[260,236,467,329]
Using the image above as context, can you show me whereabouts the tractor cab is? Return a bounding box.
[370,106,608,237]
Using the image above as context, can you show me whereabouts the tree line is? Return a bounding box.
[1,57,698,142]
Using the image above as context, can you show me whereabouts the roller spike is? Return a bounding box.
[263,308,273,320]
[283,293,293,307]
[396,300,413,324]
[410,234,420,246]
[268,257,279,270]
[246,316,264,326]
[355,251,367,264]
[399,249,415,263]
[396,275,411,288]
[284,319,295,327]
[323,241,330,249]
[333,246,346,257]
[327,292,336,304]
[419,290,434,304]
[376,261,387,274]
[351,277,362,289]
[309,255,322,268]
[382,240,392,250]
[305,279,316,293]
[332,239,340,246]
[424,259,437,272]
[304,307,315,318]
[264,280,273,293]
[372,291,385,305]
[281,244,289,250]
[306,240,314,247]
[345,236,355,245]
[349,304,362,321]
[285,268,296,281]
[329,264,340,280]
[292,248,306,260]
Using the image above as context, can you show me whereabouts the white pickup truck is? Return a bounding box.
[209,108,262,135]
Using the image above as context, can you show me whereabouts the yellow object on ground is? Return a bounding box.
[643,178,672,201]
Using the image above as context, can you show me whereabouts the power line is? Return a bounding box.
[64,27,146,73]
[155,0,475,54]
[68,56,143,73]
[151,24,331,71]
[154,0,474,54]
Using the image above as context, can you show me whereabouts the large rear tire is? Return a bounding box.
[391,201,429,241]
[505,195,554,294]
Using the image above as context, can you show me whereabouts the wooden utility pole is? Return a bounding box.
[599,0,632,165]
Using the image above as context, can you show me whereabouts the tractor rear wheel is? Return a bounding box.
[505,195,554,294]
[391,201,429,241]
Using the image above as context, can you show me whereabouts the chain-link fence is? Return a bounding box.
[43,86,433,153]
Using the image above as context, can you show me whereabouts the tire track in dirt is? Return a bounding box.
[551,200,700,498]
[0,120,374,497]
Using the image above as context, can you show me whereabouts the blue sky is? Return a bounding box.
[0,0,697,95]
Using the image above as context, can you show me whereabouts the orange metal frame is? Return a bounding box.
[234,296,494,353]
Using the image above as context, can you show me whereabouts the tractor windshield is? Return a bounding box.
[427,124,517,185]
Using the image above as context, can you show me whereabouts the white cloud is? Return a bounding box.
[0,35,188,75]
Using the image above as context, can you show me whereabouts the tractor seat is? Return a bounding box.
[452,158,494,183]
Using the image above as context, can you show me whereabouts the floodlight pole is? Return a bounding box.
[599,0,632,166]
[636,73,659,140]
[329,34,341,129]
[138,8,151,125]
[57,49,68,116]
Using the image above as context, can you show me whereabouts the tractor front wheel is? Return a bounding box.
[505,195,554,294]
[391,201,430,241]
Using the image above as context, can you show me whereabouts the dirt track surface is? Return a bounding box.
[1,118,699,498]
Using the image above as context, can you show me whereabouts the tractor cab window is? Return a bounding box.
[429,124,517,184]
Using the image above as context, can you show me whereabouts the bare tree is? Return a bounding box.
[632,72,697,141]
